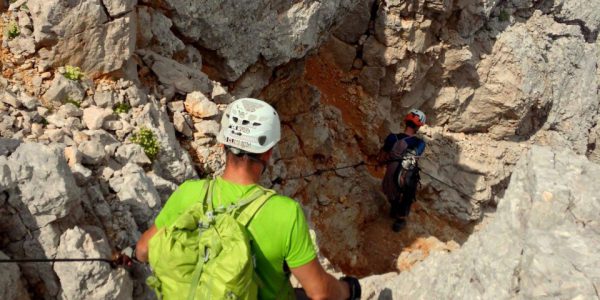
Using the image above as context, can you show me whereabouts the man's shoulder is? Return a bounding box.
[262,193,302,211]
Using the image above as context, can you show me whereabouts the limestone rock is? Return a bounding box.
[109,163,161,229]
[7,36,36,56]
[0,251,30,300]
[136,6,185,58]
[368,146,600,299]
[63,146,82,166]
[78,140,107,165]
[93,90,115,108]
[54,227,133,300]
[124,85,148,107]
[193,120,220,138]
[132,101,196,183]
[358,66,385,95]
[448,12,599,154]
[29,0,136,75]
[139,50,212,94]
[173,111,193,137]
[162,0,363,80]
[42,75,86,103]
[333,0,375,44]
[70,163,93,185]
[10,143,81,227]
[83,106,113,130]
[115,144,152,166]
[102,0,136,17]
[320,36,356,72]
[0,138,21,156]
[184,92,219,119]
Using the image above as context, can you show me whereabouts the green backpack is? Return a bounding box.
[147,179,275,300]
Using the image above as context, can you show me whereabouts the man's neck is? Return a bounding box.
[404,127,416,136]
[222,164,261,185]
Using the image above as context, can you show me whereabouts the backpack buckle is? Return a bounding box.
[204,248,210,262]
[206,211,215,223]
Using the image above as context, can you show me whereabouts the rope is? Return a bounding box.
[271,160,481,202]
[271,161,369,183]
[0,258,113,263]
[418,169,481,202]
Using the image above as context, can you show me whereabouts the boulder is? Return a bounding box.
[332,0,375,44]
[43,75,86,103]
[28,0,136,76]
[115,144,152,166]
[93,90,115,108]
[83,106,113,130]
[78,140,107,165]
[54,227,133,300]
[136,6,185,58]
[109,163,161,229]
[162,0,362,80]
[193,120,220,138]
[184,92,219,119]
[9,143,81,227]
[133,101,197,183]
[0,138,21,156]
[320,36,356,72]
[139,50,212,94]
[173,111,193,137]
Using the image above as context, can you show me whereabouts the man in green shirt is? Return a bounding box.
[136,98,360,299]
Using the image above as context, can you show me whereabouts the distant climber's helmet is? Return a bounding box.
[217,98,281,154]
[404,109,426,127]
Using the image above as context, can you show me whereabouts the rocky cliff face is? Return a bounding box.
[362,146,600,299]
[0,0,598,298]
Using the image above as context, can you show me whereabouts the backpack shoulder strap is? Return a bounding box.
[236,187,276,226]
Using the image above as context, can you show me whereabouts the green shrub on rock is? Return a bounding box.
[6,22,20,39]
[64,65,84,81]
[131,127,160,160]
[113,102,131,115]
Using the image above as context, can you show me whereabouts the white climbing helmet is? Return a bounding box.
[404,108,426,127]
[217,98,281,154]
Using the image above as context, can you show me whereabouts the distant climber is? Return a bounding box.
[135,98,360,299]
[378,109,427,232]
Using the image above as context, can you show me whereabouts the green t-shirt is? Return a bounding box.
[154,176,317,300]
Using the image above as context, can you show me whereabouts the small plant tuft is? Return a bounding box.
[64,65,84,81]
[64,98,81,108]
[131,127,160,160]
[113,102,131,115]
[6,22,20,39]
[499,10,510,22]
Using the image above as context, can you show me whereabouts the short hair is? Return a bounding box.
[225,147,263,162]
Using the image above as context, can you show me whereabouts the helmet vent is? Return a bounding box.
[242,120,250,125]
[252,122,261,126]
[258,136,267,145]
[232,117,239,123]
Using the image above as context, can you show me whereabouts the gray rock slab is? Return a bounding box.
[367,146,600,299]
[9,143,81,227]
[139,50,212,94]
[54,227,133,299]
